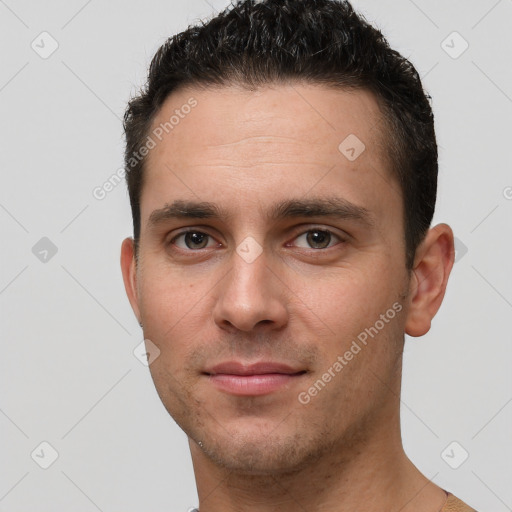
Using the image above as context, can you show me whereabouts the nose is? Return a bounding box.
[212,247,288,333]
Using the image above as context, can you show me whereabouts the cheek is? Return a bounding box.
[300,264,407,375]
[137,276,205,379]
[303,266,397,329]
[138,261,209,328]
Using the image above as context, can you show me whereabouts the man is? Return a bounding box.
[120,1,478,510]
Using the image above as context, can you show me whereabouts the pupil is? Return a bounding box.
[308,230,330,249]
[186,232,207,249]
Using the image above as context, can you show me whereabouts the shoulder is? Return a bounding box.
[441,491,479,512]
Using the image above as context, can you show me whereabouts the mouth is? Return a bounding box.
[203,361,308,396]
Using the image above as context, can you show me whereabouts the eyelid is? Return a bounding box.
[167,226,348,253]
[287,224,349,244]
[168,228,221,249]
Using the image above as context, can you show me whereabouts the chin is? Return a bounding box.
[197,425,327,476]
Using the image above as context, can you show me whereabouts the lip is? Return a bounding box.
[205,361,303,376]
[203,361,307,396]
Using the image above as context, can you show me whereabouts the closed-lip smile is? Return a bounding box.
[203,361,307,396]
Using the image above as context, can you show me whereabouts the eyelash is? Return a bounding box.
[168,227,346,252]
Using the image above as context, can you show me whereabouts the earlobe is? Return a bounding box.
[120,237,142,325]
[404,224,455,337]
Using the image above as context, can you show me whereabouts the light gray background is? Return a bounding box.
[1,0,511,511]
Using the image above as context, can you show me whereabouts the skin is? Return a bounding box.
[121,83,455,512]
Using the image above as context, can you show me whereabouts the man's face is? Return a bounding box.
[124,83,412,473]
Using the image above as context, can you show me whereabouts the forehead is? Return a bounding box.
[148,82,386,163]
[140,82,400,229]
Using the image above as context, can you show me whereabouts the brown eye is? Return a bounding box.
[306,230,332,249]
[293,229,342,250]
[172,231,214,250]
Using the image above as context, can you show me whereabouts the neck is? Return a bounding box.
[188,405,446,512]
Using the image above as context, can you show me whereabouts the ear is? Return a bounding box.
[405,223,455,337]
[120,237,142,325]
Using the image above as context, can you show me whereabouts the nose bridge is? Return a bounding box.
[213,241,288,332]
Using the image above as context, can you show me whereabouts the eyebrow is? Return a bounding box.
[147,197,374,228]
